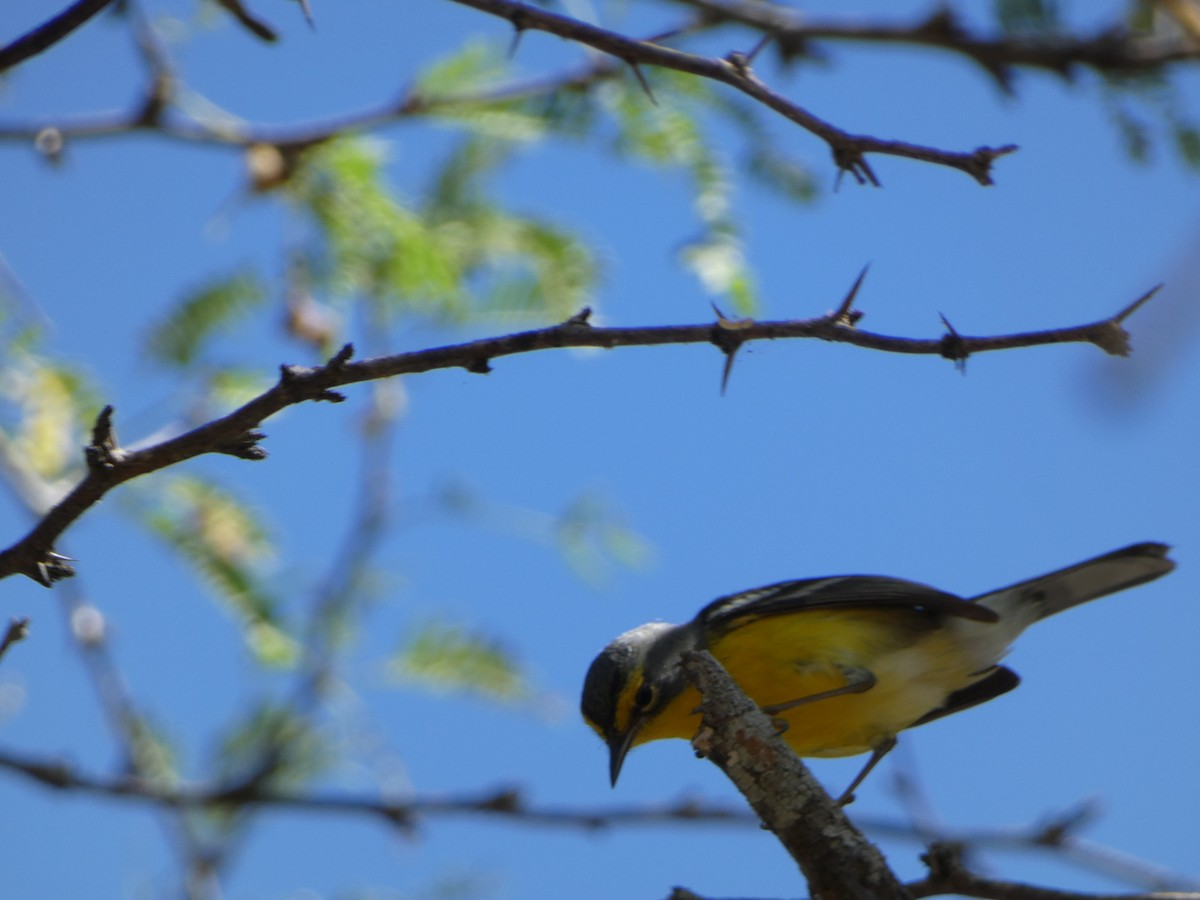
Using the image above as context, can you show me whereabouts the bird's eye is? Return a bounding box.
[634,684,655,709]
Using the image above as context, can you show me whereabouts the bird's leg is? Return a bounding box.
[834,736,897,807]
[761,665,877,718]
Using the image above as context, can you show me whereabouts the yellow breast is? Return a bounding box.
[634,608,980,757]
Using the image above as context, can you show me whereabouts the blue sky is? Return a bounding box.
[1,1,1198,898]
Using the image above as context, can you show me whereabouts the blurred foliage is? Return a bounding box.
[212,701,328,792]
[130,475,299,668]
[145,271,267,369]
[0,300,97,494]
[387,619,531,703]
[992,0,1061,34]
[435,480,653,587]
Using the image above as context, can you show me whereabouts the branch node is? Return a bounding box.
[34,552,75,586]
[327,342,355,369]
[84,405,124,471]
[215,430,269,460]
[710,303,754,395]
[831,146,880,188]
[480,788,522,813]
[938,313,969,372]
[725,50,752,77]
[966,144,1019,186]
[0,616,31,662]
[465,357,493,375]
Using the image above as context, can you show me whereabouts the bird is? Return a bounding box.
[581,542,1175,804]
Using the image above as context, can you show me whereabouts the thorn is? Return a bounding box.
[939,312,968,373]
[1113,283,1163,323]
[710,303,754,396]
[32,552,74,587]
[719,347,739,396]
[216,430,269,460]
[507,22,525,59]
[562,307,593,327]
[328,342,354,368]
[829,264,870,325]
[627,60,657,105]
[746,32,774,65]
[295,0,314,28]
[0,617,30,653]
[85,405,124,471]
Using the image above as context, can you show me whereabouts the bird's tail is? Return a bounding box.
[975,542,1175,626]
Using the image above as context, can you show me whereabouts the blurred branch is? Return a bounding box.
[0,617,30,663]
[907,842,1200,900]
[0,283,1163,588]
[0,0,116,74]
[0,743,1195,891]
[0,23,636,150]
[447,0,1015,185]
[661,1,1200,94]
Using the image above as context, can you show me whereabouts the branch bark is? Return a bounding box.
[661,1,1200,94]
[0,0,116,74]
[0,285,1161,587]
[446,0,1016,184]
[682,649,909,900]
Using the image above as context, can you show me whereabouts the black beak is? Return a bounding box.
[607,728,638,786]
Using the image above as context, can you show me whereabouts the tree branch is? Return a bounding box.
[0,618,30,664]
[661,1,1200,95]
[908,842,1200,900]
[0,0,116,74]
[0,284,1161,587]
[446,0,1016,184]
[682,649,908,900]
[0,742,1194,892]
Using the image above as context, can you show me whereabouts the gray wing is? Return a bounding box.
[698,574,999,636]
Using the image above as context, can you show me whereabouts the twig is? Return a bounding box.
[0,0,117,74]
[0,618,30,663]
[661,0,1200,94]
[908,842,1200,900]
[0,285,1162,587]
[447,0,1016,184]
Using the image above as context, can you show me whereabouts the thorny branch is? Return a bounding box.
[3,1,1197,184]
[446,0,1014,185]
[0,283,1162,587]
[661,0,1200,94]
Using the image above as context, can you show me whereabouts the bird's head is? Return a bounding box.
[580,621,699,785]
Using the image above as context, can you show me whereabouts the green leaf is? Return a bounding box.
[288,136,466,318]
[388,620,530,703]
[146,271,266,367]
